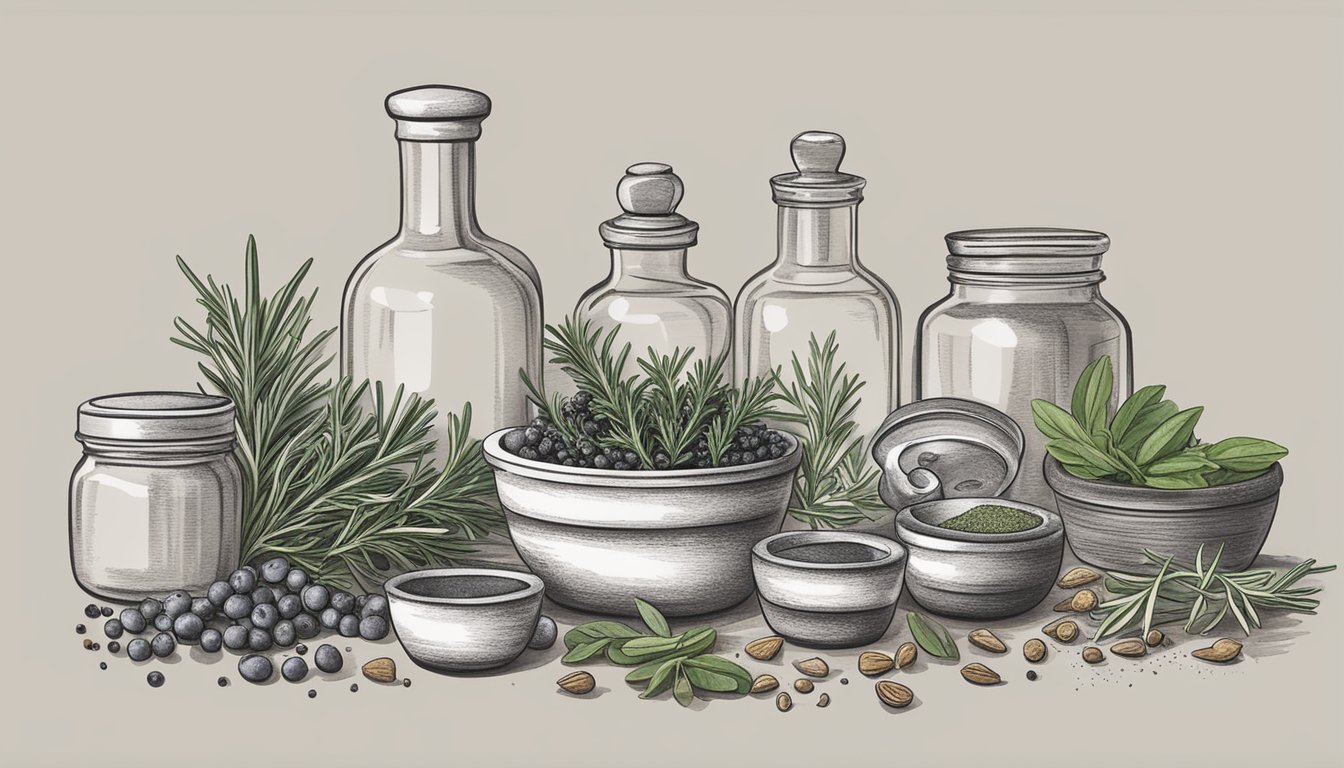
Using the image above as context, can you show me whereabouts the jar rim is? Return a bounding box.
[77,391,236,444]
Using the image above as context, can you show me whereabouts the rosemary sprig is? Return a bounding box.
[172,237,503,590]
[1090,544,1335,641]
[704,372,782,465]
[773,332,886,529]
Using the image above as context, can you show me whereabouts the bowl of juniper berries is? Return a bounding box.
[484,419,802,618]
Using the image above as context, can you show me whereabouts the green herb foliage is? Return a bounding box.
[773,332,886,529]
[906,611,959,661]
[172,237,503,590]
[1091,545,1335,641]
[938,504,1042,534]
[563,599,753,706]
[1032,356,1288,489]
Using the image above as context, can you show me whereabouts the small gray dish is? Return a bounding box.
[752,531,907,648]
[895,497,1063,619]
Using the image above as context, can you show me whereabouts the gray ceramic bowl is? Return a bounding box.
[895,498,1064,619]
[1044,457,1283,572]
[385,568,544,673]
[483,429,801,617]
[752,531,907,648]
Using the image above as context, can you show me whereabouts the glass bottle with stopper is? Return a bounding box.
[342,84,542,448]
[735,131,902,443]
[575,162,732,374]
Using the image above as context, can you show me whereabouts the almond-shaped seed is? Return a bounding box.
[745,636,784,661]
[1023,638,1047,663]
[793,678,814,693]
[968,628,1007,653]
[750,674,779,694]
[1191,638,1242,663]
[1110,639,1146,658]
[1043,618,1079,643]
[875,680,913,708]
[557,671,595,695]
[859,651,895,676]
[794,657,829,678]
[1054,589,1098,612]
[817,692,830,708]
[1058,566,1102,588]
[896,642,918,669]
[1145,629,1165,647]
[776,692,793,712]
[361,657,397,684]
[960,663,1001,685]
[1082,646,1104,664]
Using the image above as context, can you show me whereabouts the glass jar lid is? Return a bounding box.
[945,228,1110,277]
[386,84,491,142]
[77,392,236,445]
[770,131,866,208]
[599,163,699,250]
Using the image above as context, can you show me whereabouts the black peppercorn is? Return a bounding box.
[402,678,411,687]
[100,606,113,617]
[217,676,229,687]
[84,604,101,619]
[107,641,121,654]
[350,683,359,693]
[307,689,317,699]
[146,671,165,688]
[76,624,87,634]
[99,662,107,670]
[1027,670,1039,681]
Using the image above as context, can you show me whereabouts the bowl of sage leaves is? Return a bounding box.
[1035,355,1287,571]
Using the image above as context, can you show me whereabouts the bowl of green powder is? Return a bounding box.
[895,498,1064,619]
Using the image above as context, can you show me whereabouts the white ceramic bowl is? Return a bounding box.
[483,429,801,617]
[752,531,907,648]
[385,568,544,673]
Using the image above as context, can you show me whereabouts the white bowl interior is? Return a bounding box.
[767,538,891,565]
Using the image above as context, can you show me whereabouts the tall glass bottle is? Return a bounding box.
[736,131,901,441]
[342,85,542,449]
[576,163,732,372]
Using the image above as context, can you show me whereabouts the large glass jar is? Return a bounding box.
[915,228,1133,509]
[736,131,901,439]
[342,85,542,445]
[70,393,242,601]
[576,163,732,372]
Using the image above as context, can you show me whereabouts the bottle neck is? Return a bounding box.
[399,140,479,244]
[776,205,858,269]
[611,248,691,281]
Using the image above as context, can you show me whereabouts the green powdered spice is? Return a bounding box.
[938,504,1041,534]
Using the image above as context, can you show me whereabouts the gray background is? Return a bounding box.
[1,1,1341,766]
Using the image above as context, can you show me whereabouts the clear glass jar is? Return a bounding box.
[736,131,901,439]
[69,393,242,601]
[342,85,542,444]
[576,163,732,372]
[915,228,1133,509]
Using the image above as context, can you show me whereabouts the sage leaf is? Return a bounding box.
[1135,406,1204,466]
[1046,438,1128,477]
[1031,399,1095,445]
[1142,471,1210,490]
[619,635,685,657]
[563,621,642,650]
[1145,452,1219,476]
[1116,400,1179,456]
[907,611,959,660]
[1071,355,1113,435]
[1204,437,1288,472]
[625,659,666,683]
[562,638,611,663]
[635,597,672,638]
[682,665,741,693]
[1203,468,1269,486]
[1110,384,1166,443]
[640,658,680,699]
[683,655,753,694]
[673,665,695,707]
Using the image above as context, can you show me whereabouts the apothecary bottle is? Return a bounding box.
[915,228,1133,509]
[70,393,242,601]
[576,163,732,371]
[736,131,901,439]
[342,85,542,445]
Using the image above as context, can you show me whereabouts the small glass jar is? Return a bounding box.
[69,393,242,601]
[915,228,1133,509]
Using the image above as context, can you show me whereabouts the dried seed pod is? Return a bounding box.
[875,680,913,708]
[1145,629,1165,647]
[1110,639,1146,658]
[968,629,1007,653]
[556,670,596,695]
[1082,646,1104,664]
[793,678,814,693]
[1058,567,1102,588]
[1191,638,1243,663]
[817,692,830,708]
[1023,638,1047,663]
[896,642,918,669]
[360,657,397,684]
[776,692,793,712]
[960,663,1001,685]
[1054,589,1099,612]
[794,657,829,678]
[859,651,895,676]
[750,674,779,694]
[745,636,784,661]
[1043,618,1080,643]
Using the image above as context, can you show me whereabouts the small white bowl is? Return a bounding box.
[385,568,544,673]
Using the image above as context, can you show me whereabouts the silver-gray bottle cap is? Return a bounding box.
[770,131,867,208]
[385,85,491,142]
[77,392,236,444]
[599,163,699,250]
[945,228,1110,277]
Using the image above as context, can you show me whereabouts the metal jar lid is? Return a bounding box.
[77,392,236,445]
[598,163,699,250]
[385,84,491,142]
[769,131,866,208]
[945,228,1110,277]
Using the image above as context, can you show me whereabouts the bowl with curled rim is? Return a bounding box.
[483,428,802,617]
